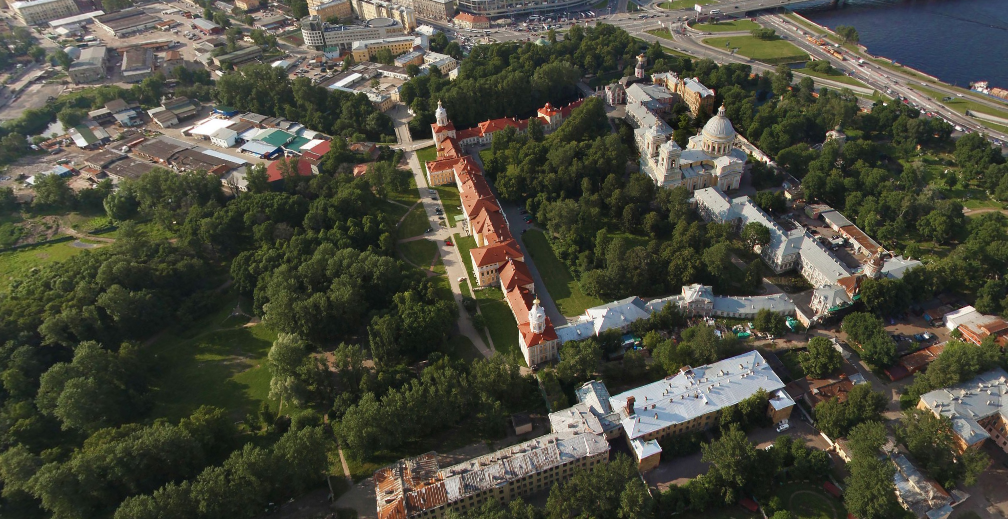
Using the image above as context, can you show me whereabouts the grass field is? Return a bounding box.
[694,20,761,33]
[659,0,710,9]
[774,482,846,519]
[797,67,869,88]
[376,199,412,223]
[0,238,87,291]
[444,334,483,363]
[398,238,439,269]
[455,233,519,358]
[147,299,279,422]
[522,229,601,317]
[398,204,430,239]
[703,35,808,64]
[914,84,1008,122]
[415,145,437,167]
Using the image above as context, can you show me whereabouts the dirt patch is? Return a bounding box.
[10,216,64,246]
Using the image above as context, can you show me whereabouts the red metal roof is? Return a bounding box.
[500,259,534,292]
[265,158,314,182]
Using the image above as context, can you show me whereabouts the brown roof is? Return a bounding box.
[839,224,881,255]
[470,240,523,268]
[898,343,946,374]
[500,259,533,291]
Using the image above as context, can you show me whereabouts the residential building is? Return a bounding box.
[422,50,458,75]
[375,433,609,519]
[556,351,793,470]
[409,0,455,21]
[695,187,850,287]
[121,48,154,82]
[349,0,415,31]
[299,15,404,52]
[350,35,415,62]
[454,0,590,18]
[603,82,625,106]
[234,0,261,11]
[94,8,160,36]
[941,306,1008,346]
[636,105,746,192]
[366,90,394,112]
[918,368,1008,453]
[652,72,716,116]
[310,0,352,20]
[11,0,79,26]
[68,45,106,84]
[453,12,489,29]
[554,287,794,346]
[625,82,675,114]
[394,50,425,67]
[891,453,954,519]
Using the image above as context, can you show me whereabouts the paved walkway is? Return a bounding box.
[402,149,495,359]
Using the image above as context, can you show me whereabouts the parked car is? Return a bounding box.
[776,421,790,433]
[445,239,453,246]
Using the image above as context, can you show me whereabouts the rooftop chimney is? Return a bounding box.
[625,396,636,416]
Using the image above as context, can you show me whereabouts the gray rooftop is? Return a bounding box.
[919,368,1008,447]
[610,350,786,440]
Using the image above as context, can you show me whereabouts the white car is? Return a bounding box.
[776,421,790,432]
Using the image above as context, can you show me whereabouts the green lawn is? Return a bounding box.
[101,220,175,240]
[454,233,479,290]
[454,233,519,358]
[147,300,279,422]
[435,185,464,226]
[397,238,439,269]
[443,334,483,363]
[914,84,1008,121]
[703,35,808,64]
[475,286,520,358]
[659,0,710,9]
[398,204,431,239]
[415,145,437,168]
[797,67,869,88]
[522,229,601,317]
[773,482,847,519]
[0,238,86,291]
[694,20,761,33]
[376,199,411,224]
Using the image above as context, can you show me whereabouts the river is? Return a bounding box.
[794,0,1008,90]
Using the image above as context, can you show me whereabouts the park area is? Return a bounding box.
[693,20,762,33]
[146,296,279,422]
[659,0,710,9]
[703,35,808,64]
[522,229,601,317]
[797,67,867,88]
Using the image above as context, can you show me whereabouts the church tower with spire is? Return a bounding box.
[430,100,456,142]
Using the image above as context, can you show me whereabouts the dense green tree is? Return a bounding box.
[799,337,842,378]
[753,309,787,338]
[845,455,897,519]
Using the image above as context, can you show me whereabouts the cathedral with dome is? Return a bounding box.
[636,105,747,192]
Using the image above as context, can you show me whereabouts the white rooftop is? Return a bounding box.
[882,255,922,279]
[189,117,235,137]
[610,350,786,440]
[584,296,650,335]
[919,368,1008,447]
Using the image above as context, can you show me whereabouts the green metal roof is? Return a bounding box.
[74,124,97,145]
[256,129,295,148]
[284,136,311,152]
